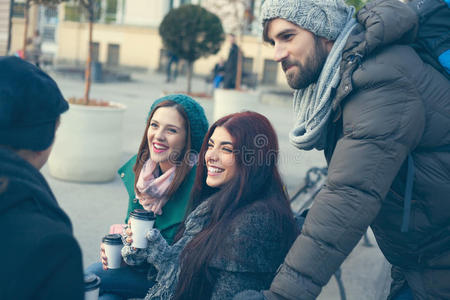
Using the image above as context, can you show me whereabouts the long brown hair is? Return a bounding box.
[173,111,299,300]
[133,100,192,198]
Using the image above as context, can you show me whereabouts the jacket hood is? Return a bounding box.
[0,148,72,228]
[343,0,418,62]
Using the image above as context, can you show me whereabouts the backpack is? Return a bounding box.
[407,0,450,80]
[399,0,450,232]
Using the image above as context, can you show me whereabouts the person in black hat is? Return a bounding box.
[0,56,84,299]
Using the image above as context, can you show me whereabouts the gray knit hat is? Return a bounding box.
[261,0,354,41]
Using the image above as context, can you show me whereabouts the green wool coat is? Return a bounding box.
[118,155,196,244]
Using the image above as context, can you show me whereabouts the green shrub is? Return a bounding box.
[159,5,224,62]
[159,5,225,92]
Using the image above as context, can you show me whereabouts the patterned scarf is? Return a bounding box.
[289,16,357,151]
[144,199,212,300]
[135,159,175,207]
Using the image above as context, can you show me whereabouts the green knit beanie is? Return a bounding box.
[149,94,209,153]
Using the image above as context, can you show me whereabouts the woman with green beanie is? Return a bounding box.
[86,94,209,300]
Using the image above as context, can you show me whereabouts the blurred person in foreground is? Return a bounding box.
[0,56,84,300]
[236,0,450,299]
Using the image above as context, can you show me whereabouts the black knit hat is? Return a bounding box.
[149,94,209,153]
[0,56,68,151]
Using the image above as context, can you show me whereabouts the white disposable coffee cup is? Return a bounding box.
[130,209,156,249]
[84,273,101,300]
[102,234,123,269]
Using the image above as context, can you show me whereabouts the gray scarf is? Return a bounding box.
[289,17,356,151]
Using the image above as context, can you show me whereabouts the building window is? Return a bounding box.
[107,43,120,66]
[64,1,102,22]
[104,0,117,23]
[92,42,100,62]
[42,27,56,41]
[64,4,82,22]
[262,59,278,85]
[44,6,58,20]
[242,57,258,88]
[12,2,25,18]
[242,56,253,74]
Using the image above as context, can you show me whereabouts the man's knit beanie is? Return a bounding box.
[0,56,68,151]
[261,0,354,41]
[149,94,209,153]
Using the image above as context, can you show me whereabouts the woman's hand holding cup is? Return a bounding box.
[100,243,108,270]
[125,219,133,246]
[129,209,156,249]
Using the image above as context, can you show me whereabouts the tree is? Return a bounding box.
[202,0,250,35]
[21,0,66,59]
[159,5,225,94]
[78,0,100,104]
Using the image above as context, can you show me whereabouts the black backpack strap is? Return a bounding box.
[401,154,415,232]
[401,144,450,232]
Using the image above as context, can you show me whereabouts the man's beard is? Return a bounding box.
[282,37,329,90]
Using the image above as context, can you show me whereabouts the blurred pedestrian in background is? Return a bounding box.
[166,51,179,83]
[29,30,42,68]
[223,34,240,89]
[212,57,225,88]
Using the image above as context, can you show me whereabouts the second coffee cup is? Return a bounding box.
[102,234,123,269]
[130,209,156,248]
[84,273,101,300]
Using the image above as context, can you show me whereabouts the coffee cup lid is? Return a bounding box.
[84,273,101,291]
[130,209,156,221]
[102,234,123,245]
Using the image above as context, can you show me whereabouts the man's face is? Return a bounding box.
[265,18,330,89]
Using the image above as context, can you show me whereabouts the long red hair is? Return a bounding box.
[174,111,298,300]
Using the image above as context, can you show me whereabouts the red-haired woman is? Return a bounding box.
[123,111,299,300]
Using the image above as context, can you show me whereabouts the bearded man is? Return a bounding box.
[237,0,450,299]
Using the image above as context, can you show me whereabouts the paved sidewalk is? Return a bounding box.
[41,70,390,299]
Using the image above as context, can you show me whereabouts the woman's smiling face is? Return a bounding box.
[147,106,186,171]
[205,126,237,188]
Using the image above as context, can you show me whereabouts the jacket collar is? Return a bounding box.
[331,0,419,119]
